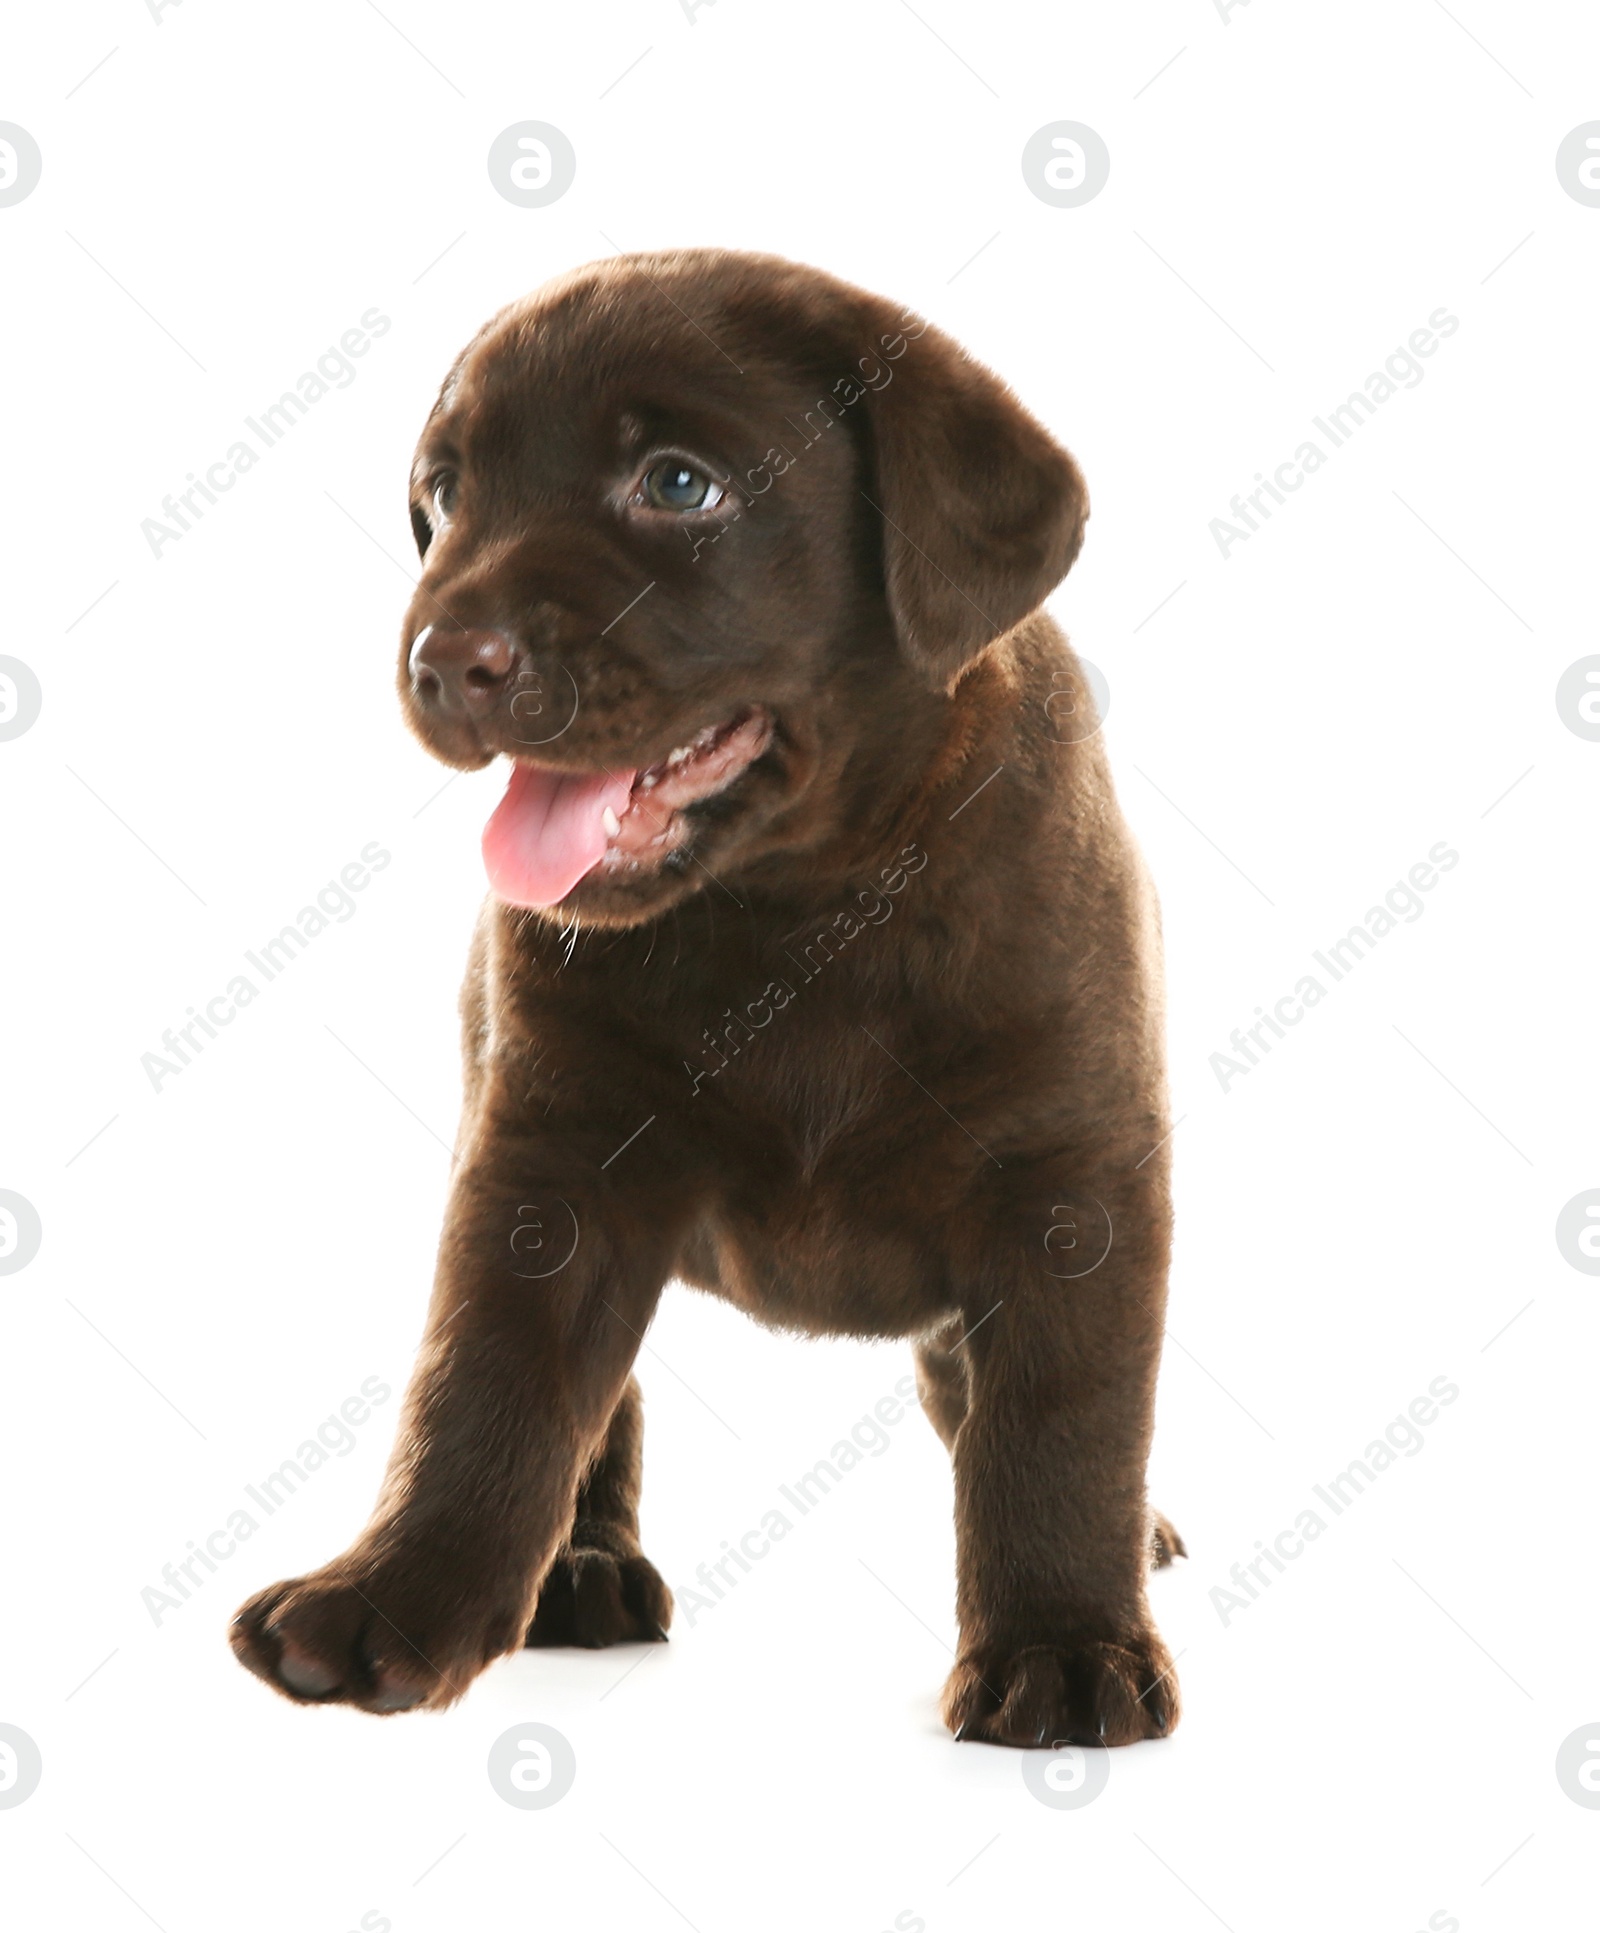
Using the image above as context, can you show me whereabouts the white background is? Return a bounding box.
[3,2,1597,1928]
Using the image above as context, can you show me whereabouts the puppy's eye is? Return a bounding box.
[432,474,458,523]
[642,460,723,513]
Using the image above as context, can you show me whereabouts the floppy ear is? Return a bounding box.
[855,307,1088,689]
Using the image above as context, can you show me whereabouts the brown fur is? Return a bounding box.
[230,249,1183,1746]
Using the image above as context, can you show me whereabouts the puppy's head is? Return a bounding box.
[399,248,1086,925]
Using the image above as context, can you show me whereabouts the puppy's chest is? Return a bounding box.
[683,991,890,1168]
[680,1030,960,1332]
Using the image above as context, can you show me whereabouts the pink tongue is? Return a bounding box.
[482,761,636,908]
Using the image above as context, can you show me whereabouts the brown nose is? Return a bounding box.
[408,625,518,712]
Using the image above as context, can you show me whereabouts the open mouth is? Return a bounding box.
[481,706,773,909]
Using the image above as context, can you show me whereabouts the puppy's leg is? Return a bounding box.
[1151,1509,1187,1569]
[919,1316,1185,1572]
[525,1375,673,1648]
[913,1317,970,1451]
[230,1155,671,1713]
[941,1175,1181,1747]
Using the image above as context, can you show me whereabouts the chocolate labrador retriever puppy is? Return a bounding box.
[231,248,1184,1746]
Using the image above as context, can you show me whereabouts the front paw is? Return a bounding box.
[943,1628,1179,1748]
[525,1547,672,1648]
[230,1553,530,1714]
